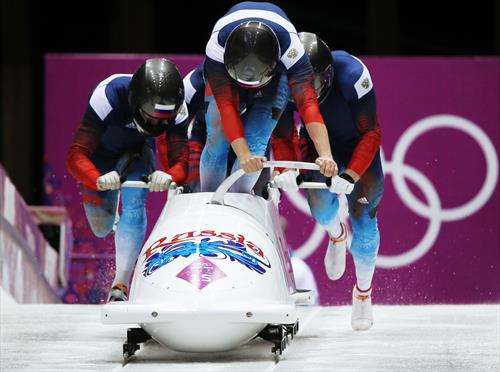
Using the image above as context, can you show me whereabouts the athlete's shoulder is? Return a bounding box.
[88,74,132,121]
[225,1,289,19]
[332,51,373,101]
[183,64,205,105]
[174,100,189,125]
[207,2,295,63]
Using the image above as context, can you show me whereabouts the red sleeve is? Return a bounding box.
[347,91,382,176]
[66,121,103,191]
[156,132,169,170]
[271,132,298,173]
[155,130,189,185]
[348,117,381,176]
[205,59,244,143]
[288,74,324,125]
[186,139,204,183]
[271,135,297,162]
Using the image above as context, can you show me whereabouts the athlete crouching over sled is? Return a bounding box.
[273,33,384,330]
[67,58,188,302]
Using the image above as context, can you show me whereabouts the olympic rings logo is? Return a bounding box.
[287,114,499,268]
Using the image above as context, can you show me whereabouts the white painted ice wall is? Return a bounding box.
[0,165,60,303]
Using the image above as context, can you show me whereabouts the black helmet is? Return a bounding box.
[299,32,333,104]
[129,58,184,136]
[224,21,280,88]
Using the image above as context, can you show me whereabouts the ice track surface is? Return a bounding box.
[1,296,499,371]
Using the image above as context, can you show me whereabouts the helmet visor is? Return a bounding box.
[313,64,334,103]
[229,54,276,88]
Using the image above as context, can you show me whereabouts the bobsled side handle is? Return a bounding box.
[211,161,320,205]
[121,181,178,190]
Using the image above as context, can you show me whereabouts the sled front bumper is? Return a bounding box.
[101,303,297,325]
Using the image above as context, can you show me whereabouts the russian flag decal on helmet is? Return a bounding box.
[153,103,176,118]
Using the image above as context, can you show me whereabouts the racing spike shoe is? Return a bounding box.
[324,222,347,280]
[107,283,129,302]
[351,285,373,331]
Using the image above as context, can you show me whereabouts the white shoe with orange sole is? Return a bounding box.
[324,223,347,280]
[351,285,373,331]
[107,283,129,303]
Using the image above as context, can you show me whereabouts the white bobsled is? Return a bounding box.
[101,161,329,360]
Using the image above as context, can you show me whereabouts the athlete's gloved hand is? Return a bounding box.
[315,156,338,177]
[148,170,172,192]
[96,171,121,191]
[329,173,355,194]
[273,170,300,192]
[240,155,267,173]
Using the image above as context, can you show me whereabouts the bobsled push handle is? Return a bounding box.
[121,181,149,189]
[211,161,327,205]
[121,181,177,190]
